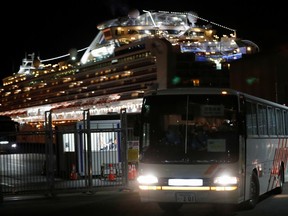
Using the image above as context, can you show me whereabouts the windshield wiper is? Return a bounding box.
[160,159,222,164]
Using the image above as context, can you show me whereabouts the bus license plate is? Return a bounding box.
[175,192,196,203]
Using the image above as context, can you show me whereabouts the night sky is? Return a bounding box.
[1,0,287,81]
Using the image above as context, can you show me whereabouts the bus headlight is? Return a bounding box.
[137,174,158,185]
[213,175,238,185]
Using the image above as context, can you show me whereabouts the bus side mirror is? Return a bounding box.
[133,117,141,136]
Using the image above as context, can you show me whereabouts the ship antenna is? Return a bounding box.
[143,10,157,27]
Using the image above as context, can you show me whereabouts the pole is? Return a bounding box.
[120,108,128,188]
[45,111,55,197]
[83,109,93,193]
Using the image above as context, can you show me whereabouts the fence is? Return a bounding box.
[0,109,139,201]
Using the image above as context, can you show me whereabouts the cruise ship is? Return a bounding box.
[0,9,259,128]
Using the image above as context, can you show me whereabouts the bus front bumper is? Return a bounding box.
[137,185,241,204]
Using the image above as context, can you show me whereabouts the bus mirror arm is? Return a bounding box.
[237,113,246,136]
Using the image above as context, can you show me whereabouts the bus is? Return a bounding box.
[0,116,19,153]
[136,87,288,212]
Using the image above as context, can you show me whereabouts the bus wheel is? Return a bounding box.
[245,172,259,210]
[274,165,284,194]
[158,203,183,212]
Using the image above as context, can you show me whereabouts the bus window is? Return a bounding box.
[139,93,239,163]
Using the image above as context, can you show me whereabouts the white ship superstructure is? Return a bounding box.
[0,10,259,128]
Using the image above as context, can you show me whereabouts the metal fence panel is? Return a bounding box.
[0,113,139,200]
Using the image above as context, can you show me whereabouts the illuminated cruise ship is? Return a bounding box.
[0,9,258,127]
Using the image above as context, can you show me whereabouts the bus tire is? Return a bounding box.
[158,203,182,212]
[274,165,284,194]
[244,172,259,210]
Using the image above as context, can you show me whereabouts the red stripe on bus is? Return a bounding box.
[204,164,219,175]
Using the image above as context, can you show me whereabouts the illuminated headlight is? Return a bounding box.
[11,143,17,148]
[137,174,158,185]
[213,175,238,185]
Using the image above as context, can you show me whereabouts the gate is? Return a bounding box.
[0,109,139,200]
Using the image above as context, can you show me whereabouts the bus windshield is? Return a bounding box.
[140,94,240,164]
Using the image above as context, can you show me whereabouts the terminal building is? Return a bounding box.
[230,45,288,106]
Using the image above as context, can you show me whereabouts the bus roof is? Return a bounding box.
[145,88,239,96]
[144,87,288,109]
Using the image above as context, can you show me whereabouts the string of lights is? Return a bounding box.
[187,12,236,34]
[40,47,88,62]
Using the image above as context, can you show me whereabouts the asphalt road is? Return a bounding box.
[1,183,288,216]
